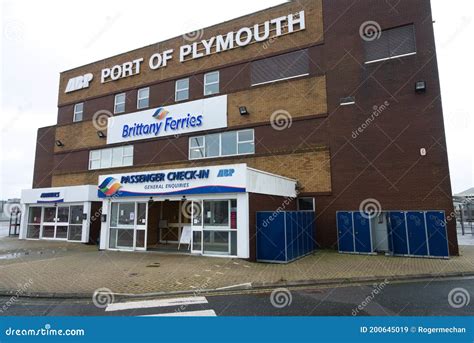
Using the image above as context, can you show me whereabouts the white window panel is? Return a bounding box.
[114,93,126,114]
[111,147,123,167]
[205,134,220,157]
[89,146,134,170]
[175,78,189,101]
[189,129,254,160]
[137,87,150,109]
[73,103,84,122]
[100,149,112,169]
[204,71,219,96]
[221,131,237,156]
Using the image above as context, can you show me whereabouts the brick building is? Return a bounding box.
[20,0,458,260]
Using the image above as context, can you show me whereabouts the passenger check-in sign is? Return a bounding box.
[107,95,227,144]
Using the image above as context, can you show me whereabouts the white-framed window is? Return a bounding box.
[73,103,84,122]
[89,145,133,170]
[114,93,126,114]
[175,78,190,102]
[204,71,219,96]
[189,129,254,160]
[137,87,150,109]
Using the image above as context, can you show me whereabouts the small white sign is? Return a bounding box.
[179,226,192,246]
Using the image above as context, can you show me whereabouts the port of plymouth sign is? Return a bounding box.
[65,11,306,93]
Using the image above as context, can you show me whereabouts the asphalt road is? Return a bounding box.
[0,277,473,316]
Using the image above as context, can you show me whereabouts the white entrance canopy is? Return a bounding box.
[97,164,297,199]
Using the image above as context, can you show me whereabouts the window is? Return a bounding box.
[27,207,41,239]
[137,88,149,109]
[364,24,416,64]
[298,198,315,211]
[202,200,237,256]
[251,49,309,86]
[114,93,126,114]
[204,201,229,227]
[175,78,189,101]
[89,146,133,170]
[189,129,255,160]
[73,103,84,122]
[204,71,219,95]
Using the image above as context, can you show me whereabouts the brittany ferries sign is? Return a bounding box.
[107,95,227,144]
[65,11,305,92]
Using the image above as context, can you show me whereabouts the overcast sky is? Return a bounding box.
[0,0,473,200]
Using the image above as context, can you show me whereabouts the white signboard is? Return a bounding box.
[107,95,227,145]
[98,164,247,198]
[178,226,192,250]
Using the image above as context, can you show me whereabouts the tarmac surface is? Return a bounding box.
[1,277,473,316]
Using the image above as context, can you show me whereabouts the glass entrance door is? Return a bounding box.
[109,202,147,251]
[135,203,147,251]
[55,206,70,239]
[41,206,56,239]
[191,201,203,254]
[41,206,68,240]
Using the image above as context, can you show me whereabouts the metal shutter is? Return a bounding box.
[364,33,390,62]
[389,24,416,57]
[251,49,309,86]
[364,24,416,62]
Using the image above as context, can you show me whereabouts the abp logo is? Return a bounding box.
[153,107,169,120]
[65,73,93,93]
[99,177,122,197]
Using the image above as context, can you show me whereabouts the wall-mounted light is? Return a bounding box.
[182,195,187,201]
[340,96,355,106]
[97,131,106,139]
[55,140,64,147]
[415,81,426,93]
[148,197,154,205]
[239,106,249,115]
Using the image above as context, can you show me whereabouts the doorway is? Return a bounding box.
[371,213,389,252]
[108,202,147,251]
[146,200,195,253]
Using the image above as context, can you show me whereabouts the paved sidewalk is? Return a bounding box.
[1,237,474,297]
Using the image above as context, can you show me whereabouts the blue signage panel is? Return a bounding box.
[0,317,472,343]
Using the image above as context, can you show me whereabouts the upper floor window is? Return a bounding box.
[89,145,133,170]
[114,93,126,114]
[189,129,254,160]
[363,24,416,64]
[137,87,149,109]
[175,78,189,102]
[251,49,309,86]
[73,103,84,122]
[204,71,219,96]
